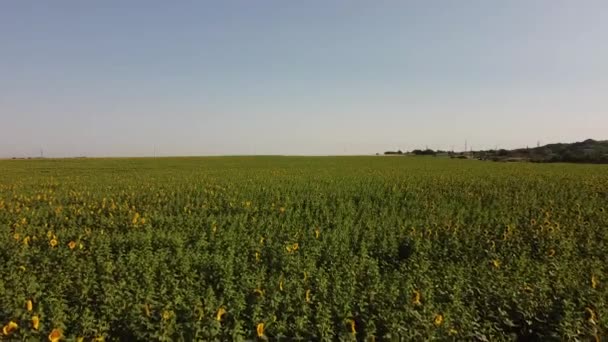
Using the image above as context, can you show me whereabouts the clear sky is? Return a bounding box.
[1,1,607,157]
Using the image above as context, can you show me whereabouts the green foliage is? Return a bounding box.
[0,156,606,340]
[478,139,608,164]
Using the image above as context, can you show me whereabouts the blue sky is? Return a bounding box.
[1,1,607,157]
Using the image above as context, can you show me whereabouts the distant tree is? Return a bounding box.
[411,149,436,156]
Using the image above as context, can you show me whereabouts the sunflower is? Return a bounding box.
[434,314,444,327]
[346,319,356,334]
[49,328,62,342]
[68,241,77,250]
[591,275,599,289]
[492,259,501,268]
[2,321,18,336]
[23,236,31,246]
[132,212,140,225]
[279,280,284,291]
[586,307,597,324]
[216,307,226,322]
[26,299,33,312]
[412,290,422,306]
[49,238,58,248]
[314,228,320,239]
[32,315,40,330]
[305,289,311,303]
[256,322,265,338]
[162,310,173,321]
[548,249,556,257]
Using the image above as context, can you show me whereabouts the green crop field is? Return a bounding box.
[1,156,606,341]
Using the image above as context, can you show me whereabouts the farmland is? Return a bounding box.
[0,156,607,341]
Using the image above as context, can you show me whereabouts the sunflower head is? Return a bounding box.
[346,319,356,334]
[586,307,597,324]
[216,307,226,322]
[162,310,173,321]
[256,322,265,337]
[32,316,40,330]
[434,314,444,327]
[2,321,19,336]
[412,290,422,306]
[49,328,62,342]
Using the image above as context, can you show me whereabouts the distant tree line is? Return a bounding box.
[382,139,608,164]
[383,149,450,156]
[475,139,608,164]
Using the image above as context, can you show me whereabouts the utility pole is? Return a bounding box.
[464,140,468,153]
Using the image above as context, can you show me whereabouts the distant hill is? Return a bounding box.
[474,139,608,164]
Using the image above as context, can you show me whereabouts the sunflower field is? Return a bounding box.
[0,156,606,341]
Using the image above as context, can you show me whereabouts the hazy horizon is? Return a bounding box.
[2,1,607,158]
